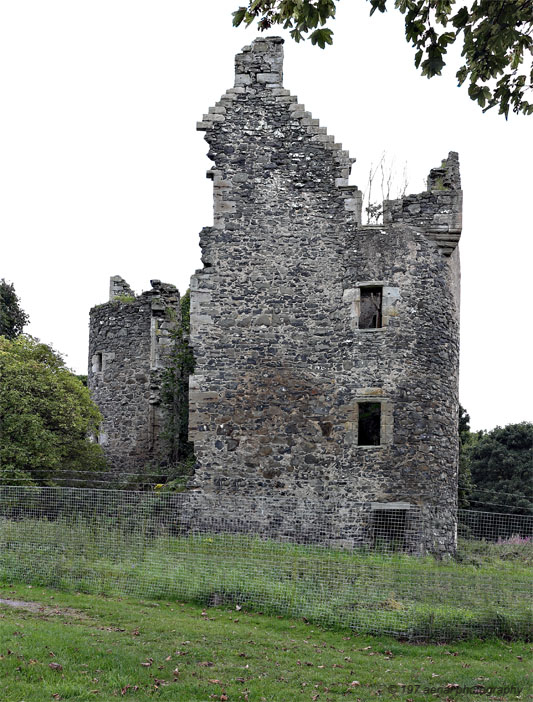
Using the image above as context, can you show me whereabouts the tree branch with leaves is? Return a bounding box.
[233,0,533,117]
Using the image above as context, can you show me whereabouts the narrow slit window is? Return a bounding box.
[93,353,103,373]
[359,286,383,329]
[358,402,381,446]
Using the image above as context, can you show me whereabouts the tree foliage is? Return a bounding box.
[463,422,533,515]
[458,404,475,509]
[232,0,533,117]
[0,336,106,485]
[0,279,29,340]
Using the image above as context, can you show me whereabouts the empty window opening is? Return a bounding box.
[372,509,407,551]
[319,421,333,438]
[358,402,381,445]
[93,353,103,373]
[359,286,383,329]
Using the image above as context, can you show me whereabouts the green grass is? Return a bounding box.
[0,582,530,702]
[0,517,531,641]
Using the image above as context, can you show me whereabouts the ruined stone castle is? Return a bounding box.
[89,37,462,553]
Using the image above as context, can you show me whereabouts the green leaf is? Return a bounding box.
[290,27,303,42]
[422,45,446,77]
[232,7,247,27]
[309,27,333,48]
[451,5,469,29]
[369,0,388,15]
[456,66,468,86]
[438,31,455,48]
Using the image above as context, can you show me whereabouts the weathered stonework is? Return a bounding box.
[188,37,462,554]
[88,277,181,473]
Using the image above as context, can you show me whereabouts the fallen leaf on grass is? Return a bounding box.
[198,661,215,667]
[208,679,221,684]
[140,658,153,667]
[121,685,139,695]
[49,662,63,671]
[350,681,360,687]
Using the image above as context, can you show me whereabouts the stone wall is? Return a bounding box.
[88,277,181,474]
[188,37,462,555]
[383,151,462,256]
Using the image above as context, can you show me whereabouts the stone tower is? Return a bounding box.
[88,276,181,474]
[188,37,462,554]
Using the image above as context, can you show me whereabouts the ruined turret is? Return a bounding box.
[88,277,181,474]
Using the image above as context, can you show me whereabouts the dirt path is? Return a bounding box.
[0,598,84,617]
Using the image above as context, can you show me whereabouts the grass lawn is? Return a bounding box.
[0,581,530,702]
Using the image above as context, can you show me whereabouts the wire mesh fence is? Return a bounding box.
[459,509,533,541]
[0,486,531,641]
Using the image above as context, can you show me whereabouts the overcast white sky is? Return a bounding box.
[1,1,531,431]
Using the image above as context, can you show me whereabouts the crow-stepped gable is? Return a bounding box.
[188,37,462,554]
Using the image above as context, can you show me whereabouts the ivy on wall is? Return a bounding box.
[160,290,196,490]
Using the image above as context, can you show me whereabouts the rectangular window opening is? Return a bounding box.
[371,509,407,551]
[359,286,383,329]
[358,402,381,446]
